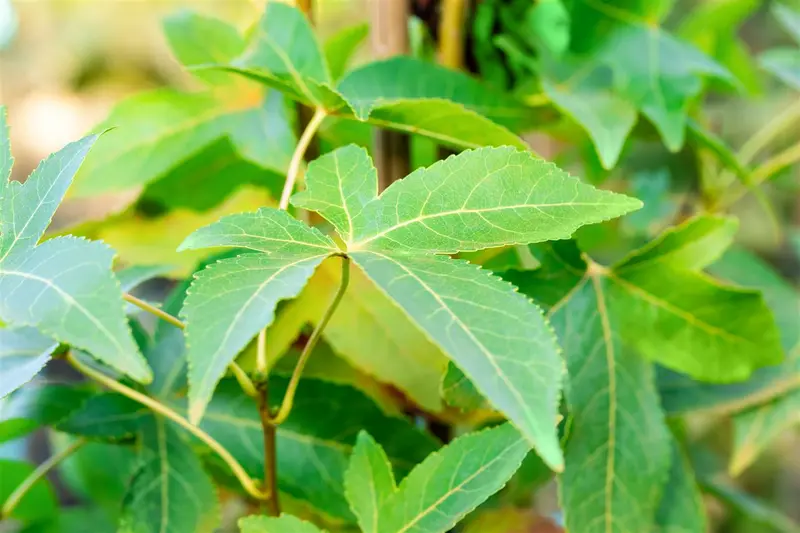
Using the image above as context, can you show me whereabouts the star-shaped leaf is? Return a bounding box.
[0,110,151,383]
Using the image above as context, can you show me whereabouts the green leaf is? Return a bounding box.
[178,207,337,254]
[608,265,783,382]
[344,431,396,533]
[0,460,57,525]
[0,236,152,383]
[164,9,245,78]
[441,362,488,412]
[72,89,294,201]
[345,146,641,253]
[655,435,708,533]
[291,144,378,244]
[0,384,91,443]
[226,2,347,110]
[526,0,570,56]
[0,134,96,257]
[568,0,673,53]
[324,23,369,81]
[614,215,737,272]
[1,106,11,184]
[0,326,57,398]
[730,386,800,475]
[598,25,734,151]
[239,515,326,533]
[341,98,528,150]
[56,392,148,441]
[119,417,219,533]
[116,264,172,293]
[551,277,670,533]
[774,2,800,45]
[181,251,330,423]
[376,423,530,533]
[760,48,800,90]
[351,251,564,471]
[686,119,751,183]
[542,60,637,169]
[197,377,438,521]
[336,57,536,132]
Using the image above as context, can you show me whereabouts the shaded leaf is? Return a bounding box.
[774,2,800,45]
[56,392,147,441]
[239,515,326,533]
[686,119,751,183]
[441,361,488,412]
[72,90,293,201]
[119,417,219,533]
[551,277,670,533]
[377,423,530,533]
[0,326,57,398]
[197,377,438,521]
[344,431,396,533]
[347,146,641,253]
[0,384,91,443]
[351,251,564,471]
[0,460,57,525]
[655,435,708,533]
[701,478,800,533]
[181,251,329,423]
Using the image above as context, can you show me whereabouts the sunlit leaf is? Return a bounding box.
[344,431,396,533]
[240,515,326,533]
[324,23,369,81]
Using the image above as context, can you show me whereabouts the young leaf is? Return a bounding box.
[324,23,369,81]
[291,144,378,244]
[0,236,152,383]
[346,146,641,253]
[197,378,438,521]
[181,251,330,423]
[377,423,531,533]
[656,435,708,533]
[239,515,326,533]
[614,215,738,272]
[551,277,670,533]
[0,327,57,398]
[351,251,564,470]
[119,417,219,533]
[344,431,396,533]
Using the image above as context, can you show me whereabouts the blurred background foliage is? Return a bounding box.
[0,0,799,532]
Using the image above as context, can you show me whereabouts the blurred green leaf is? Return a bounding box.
[240,515,326,533]
[0,385,91,443]
[324,23,369,81]
[760,49,800,90]
[0,460,57,525]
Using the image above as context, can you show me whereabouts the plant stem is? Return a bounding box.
[124,293,184,330]
[256,328,268,375]
[719,141,800,208]
[268,255,350,425]
[279,107,326,210]
[438,0,466,69]
[256,386,280,516]
[124,292,258,396]
[1,438,85,519]
[66,352,267,501]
